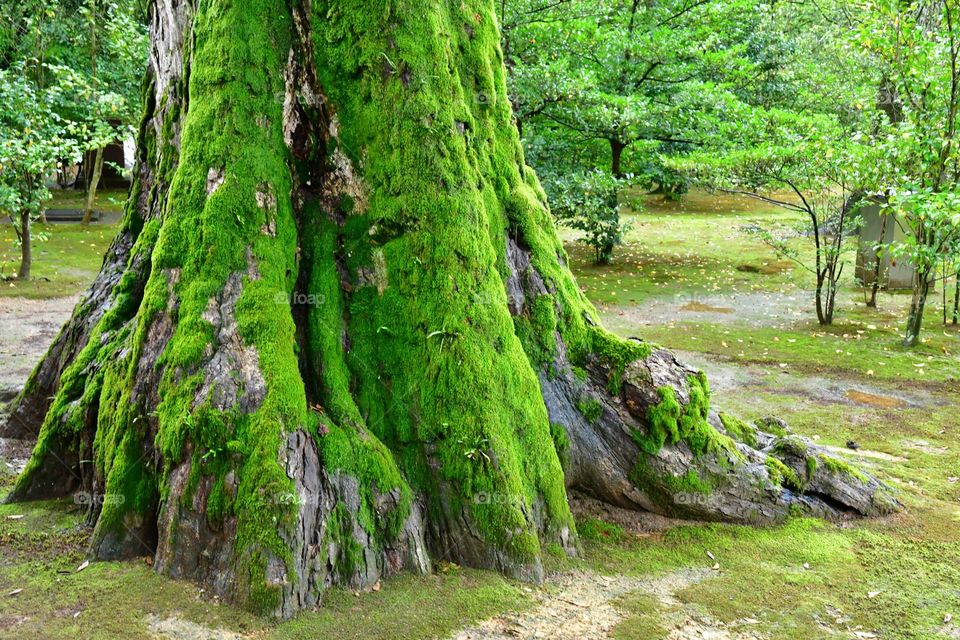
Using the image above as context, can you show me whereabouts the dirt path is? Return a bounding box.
[145,615,242,640]
[674,350,942,410]
[450,568,766,640]
[604,291,814,330]
[0,296,76,400]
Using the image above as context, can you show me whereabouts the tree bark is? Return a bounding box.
[17,208,30,281]
[82,146,105,225]
[610,139,626,178]
[904,269,932,346]
[1,0,897,618]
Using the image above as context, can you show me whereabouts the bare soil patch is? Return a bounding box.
[0,296,76,400]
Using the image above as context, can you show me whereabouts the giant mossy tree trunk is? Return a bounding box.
[2,0,896,617]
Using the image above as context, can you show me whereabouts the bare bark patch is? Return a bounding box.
[196,271,266,413]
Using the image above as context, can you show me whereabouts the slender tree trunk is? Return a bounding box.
[904,269,932,346]
[17,209,31,281]
[953,272,959,324]
[867,215,887,308]
[815,271,828,325]
[1,0,896,618]
[82,147,104,225]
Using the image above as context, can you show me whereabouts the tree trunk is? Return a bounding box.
[952,272,959,324]
[867,215,887,308]
[2,0,896,618]
[17,209,31,281]
[610,139,626,178]
[904,269,932,346]
[82,146,105,225]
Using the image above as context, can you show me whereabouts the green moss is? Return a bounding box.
[817,455,869,483]
[755,416,790,437]
[629,456,715,509]
[718,412,758,448]
[631,373,740,460]
[549,422,570,469]
[770,436,810,459]
[575,397,603,424]
[765,457,804,492]
[577,516,625,543]
[513,294,559,366]
[587,328,651,395]
[307,0,576,570]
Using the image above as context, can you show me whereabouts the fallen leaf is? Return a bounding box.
[76,560,89,573]
[867,591,882,599]
[7,589,22,597]
[372,581,381,592]
[706,550,716,560]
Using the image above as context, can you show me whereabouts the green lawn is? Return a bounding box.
[0,222,117,298]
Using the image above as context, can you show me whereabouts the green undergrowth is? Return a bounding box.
[0,496,528,640]
[584,514,960,640]
[270,569,530,640]
[565,197,813,307]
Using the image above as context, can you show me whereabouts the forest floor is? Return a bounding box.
[0,191,958,639]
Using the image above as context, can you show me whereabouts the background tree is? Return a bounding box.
[544,169,630,264]
[851,0,960,346]
[1,0,147,211]
[677,115,866,325]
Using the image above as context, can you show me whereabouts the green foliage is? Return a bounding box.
[544,170,630,264]
[0,67,82,275]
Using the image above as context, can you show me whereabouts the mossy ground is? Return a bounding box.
[0,222,117,299]
[1,190,958,637]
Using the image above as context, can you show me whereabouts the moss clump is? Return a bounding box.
[576,398,603,424]
[765,457,804,492]
[326,502,365,583]
[755,416,790,437]
[632,373,740,460]
[549,423,570,470]
[588,328,651,395]
[817,455,869,483]
[513,294,559,367]
[770,436,810,459]
[719,413,758,448]
[577,517,624,543]
[629,456,715,509]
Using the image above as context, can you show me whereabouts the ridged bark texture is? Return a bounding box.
[1,0,897,617]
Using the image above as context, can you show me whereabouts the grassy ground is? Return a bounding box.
[0,189,123,298]
[0,190,957,638]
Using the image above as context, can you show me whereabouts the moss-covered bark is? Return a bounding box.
[1,0,896,617]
